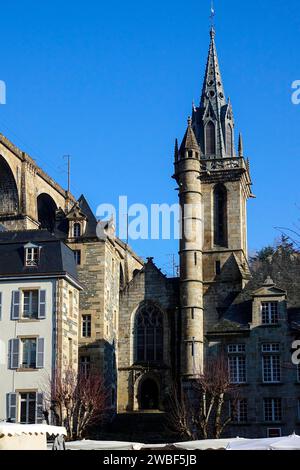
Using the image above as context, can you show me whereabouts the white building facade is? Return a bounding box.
[0,232,82,424]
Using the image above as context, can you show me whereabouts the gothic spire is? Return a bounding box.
[200,27,226,112]
[192,27,235,159]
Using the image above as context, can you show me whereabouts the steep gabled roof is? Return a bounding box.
[77,194,98,238]
[179,118,200,157]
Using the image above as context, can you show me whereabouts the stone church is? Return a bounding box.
[1,26,300,439]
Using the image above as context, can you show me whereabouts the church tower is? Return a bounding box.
[192,27,253,334]
[174,25,253,378]
[192,27,253,291]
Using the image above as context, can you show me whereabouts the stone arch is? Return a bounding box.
[37,193,57,231]
[139,377,160,410]
[0,155,19,215]
[134,371,162,411]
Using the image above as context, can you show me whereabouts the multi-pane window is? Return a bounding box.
[21,338,37,368]
[80,356,91,376]
[73,223,81,238]
[25,247,39,267]
[262,344,281,383]
[228,344,246,384]
[264,398,282,422]
[74,250,81,265]
[230,399,248,423]
[135,304,163,362]
[20,393,36,424]
[23,291,39,319]
[82,315,91,338]
[261,302,279,325]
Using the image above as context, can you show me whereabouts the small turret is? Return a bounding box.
[174,117,204,379]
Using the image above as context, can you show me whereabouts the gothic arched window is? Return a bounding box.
[214,184,228,247]
[135,304,163,362]
[73,222,81,238]
[226,123,233,157]
[205,121,216,155]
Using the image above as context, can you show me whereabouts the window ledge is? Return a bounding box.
[258,324,281,328]
[16,368,39,372]
[260,382,283,386]
[18,319,40,323]
[261,421,284,425]
[230,422,252,427]
[230,382,249,386]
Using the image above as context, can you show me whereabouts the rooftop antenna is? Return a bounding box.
[63,155,71,194]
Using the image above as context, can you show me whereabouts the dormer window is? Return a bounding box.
[73,223,81,238]
[261,302,279,325]
[24,243,40,267]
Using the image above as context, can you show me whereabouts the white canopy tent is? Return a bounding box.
[227,434,300,451]
[173,438,248,451]
[65,440,144,451]
[0,423,67,450]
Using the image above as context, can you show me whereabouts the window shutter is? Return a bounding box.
[9,339,20,369]
[36,338,45,368]
[0,292,2,320]
[36,393,44,424]
[11,291,20,320]
[38,290,46,319]
[6,393,17,422]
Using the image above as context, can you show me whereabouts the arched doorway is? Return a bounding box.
[37,193,57,231]
[139,378,159,410]
[0,155,19,214]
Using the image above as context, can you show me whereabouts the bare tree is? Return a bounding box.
[194,355,238,439]
[45,368,108,440]
[167,356,239,440]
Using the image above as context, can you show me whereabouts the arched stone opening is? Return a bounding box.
[138,377,160,410]
[37,193,57,232]
[0,155,19,215]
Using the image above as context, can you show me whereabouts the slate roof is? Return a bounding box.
[208,251,300,334]
[0,230,79,282]
[179,118,200,156]
[78,195,98,238]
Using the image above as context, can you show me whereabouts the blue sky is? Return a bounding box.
[0,0,299,274]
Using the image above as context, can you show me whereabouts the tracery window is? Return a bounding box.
[135,304,163,362]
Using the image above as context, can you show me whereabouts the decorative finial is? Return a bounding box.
[238,132,244,157]
[187,116,192,126]
[264,276,274,286]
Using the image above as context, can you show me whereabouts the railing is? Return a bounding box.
[201,157,246,172]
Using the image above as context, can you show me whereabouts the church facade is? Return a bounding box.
[0,27,300,438]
